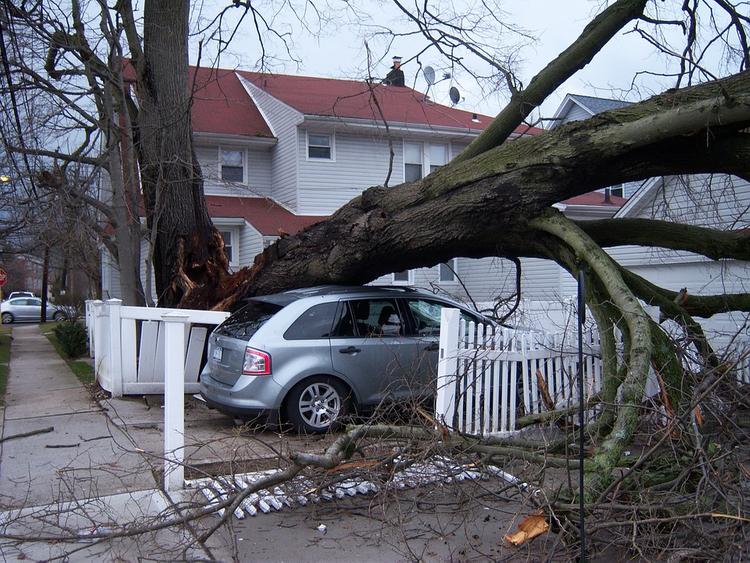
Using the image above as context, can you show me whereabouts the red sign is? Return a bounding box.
[0,268,6,287]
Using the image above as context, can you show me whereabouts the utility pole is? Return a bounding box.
[40,245,49,322]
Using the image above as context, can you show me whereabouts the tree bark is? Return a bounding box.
[135,0,228,306]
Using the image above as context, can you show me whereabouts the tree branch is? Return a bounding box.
[579,218,750,261]
[455,0,647,162]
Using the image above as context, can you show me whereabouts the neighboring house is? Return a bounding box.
[511,94,750,344]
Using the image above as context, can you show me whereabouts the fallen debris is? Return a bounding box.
[0,426,54,444]
[503,512,550,546]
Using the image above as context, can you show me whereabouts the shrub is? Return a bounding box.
[53,321,88,358]
[52,293,84,323]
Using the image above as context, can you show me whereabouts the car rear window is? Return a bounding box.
[283,302,338,340]
[215,301,282,339]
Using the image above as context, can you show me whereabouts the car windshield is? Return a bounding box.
[215,301,282,339]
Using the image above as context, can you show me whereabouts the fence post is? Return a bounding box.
[436,308,460,430]
[92,300,106,382]
[162,312,190,492]
[106,299,123,398]
[86,300,101,358]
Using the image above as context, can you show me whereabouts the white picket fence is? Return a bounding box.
[436,308,603,437]
[436,307,750,438]
[85,299,230,397]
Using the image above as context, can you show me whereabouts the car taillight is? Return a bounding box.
[242,347,271,375]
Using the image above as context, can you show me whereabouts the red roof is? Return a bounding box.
[206,195,326,236]
[191,68,273,138]
[125,62,541,138]
[236,70,511,133]
[561,192,627,206]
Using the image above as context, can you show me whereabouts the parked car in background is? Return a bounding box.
[5,291,34,300]
[200,285,492,433]
[1,297,66,323]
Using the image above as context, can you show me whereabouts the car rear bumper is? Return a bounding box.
[201,393,277,421]
[199,368,284,417]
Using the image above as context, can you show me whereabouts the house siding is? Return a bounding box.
[630,174,750,228]
[609,174,750,267]
[198,145,273,198]
[297,129,403,215]
[238,222,263,267]
[237,76,303,210]
[559,104,591,124]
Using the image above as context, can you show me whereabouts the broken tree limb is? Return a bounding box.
[531,209,653,500]
[515,395,603,430]
[455,0,648,162]
[0,426,54,444]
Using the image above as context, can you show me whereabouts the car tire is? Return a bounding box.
[1,312,13,324]
[53,311,66,322]
[285,376,350,434]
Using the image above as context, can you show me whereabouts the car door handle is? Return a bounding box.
[424,342,439,352]
[339,346,361,354]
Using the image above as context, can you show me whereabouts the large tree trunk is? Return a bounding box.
[134,0,228,306]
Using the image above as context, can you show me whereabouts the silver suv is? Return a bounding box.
[200,286,488,433]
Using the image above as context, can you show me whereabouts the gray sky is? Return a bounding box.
[189,1,705,121]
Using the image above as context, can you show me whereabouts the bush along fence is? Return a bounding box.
[84,299,230,397]
[435,308,750,438]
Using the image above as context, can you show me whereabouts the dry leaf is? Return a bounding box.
[694,405,704,427]
[503,513,550,546]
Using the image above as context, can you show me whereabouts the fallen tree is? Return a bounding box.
[174,4,750,503]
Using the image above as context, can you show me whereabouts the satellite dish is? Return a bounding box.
[423,66,436,85]
[449,86,461,105]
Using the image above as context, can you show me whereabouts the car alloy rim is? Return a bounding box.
[298,382,341,429]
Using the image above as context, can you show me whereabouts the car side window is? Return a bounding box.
[336,299,404,337]
[283,302,338,340]
[406,299,480,337]
[331,301,356,337]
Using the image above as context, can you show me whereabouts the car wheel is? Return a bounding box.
[53,311,66,322]
[1,312,13,324]
[285,376,349,434]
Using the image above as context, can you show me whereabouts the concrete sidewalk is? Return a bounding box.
[0,323,328,561]
[0,325,228,560]
[0,325,158,508]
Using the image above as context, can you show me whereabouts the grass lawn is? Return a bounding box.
[0,325,10,406]
[40,323,96,386]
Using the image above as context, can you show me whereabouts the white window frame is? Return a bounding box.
[403,141,450,181]
[306,131,335,161]
[219,147,246,183]
[391,270,413,285]
[218,227,240,268]
[438,258,458,283]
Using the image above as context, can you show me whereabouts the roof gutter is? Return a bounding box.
[301,115,485,138]
[194,132,278,147]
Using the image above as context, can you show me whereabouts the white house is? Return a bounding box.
[102,66,548,300]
